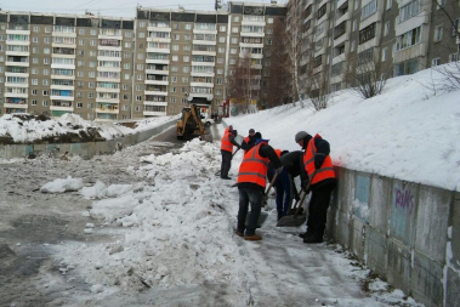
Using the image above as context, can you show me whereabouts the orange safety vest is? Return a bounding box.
[220,127,234,153]
[238,144,270,188]
[303,134,336,185]
[274,149,281,158]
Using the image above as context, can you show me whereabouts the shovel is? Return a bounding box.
[276,170,317,227]
[245,171,279,228]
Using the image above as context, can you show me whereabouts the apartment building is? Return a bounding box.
[133,8,229,117]
[226,2,286,110]
[1,1,458,120]
[290,0,459,98]
[0,11,135,120]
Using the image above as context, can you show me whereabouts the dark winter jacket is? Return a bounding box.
[280,150,304,177]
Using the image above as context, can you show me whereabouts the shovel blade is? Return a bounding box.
[276,215,306,227]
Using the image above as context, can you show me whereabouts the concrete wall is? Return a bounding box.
[328,167,459,307]
[0,119,176,160]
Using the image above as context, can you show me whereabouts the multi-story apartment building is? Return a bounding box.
[133,7,229,117]
[291,0,459,99]
[227,1,286,111]
[0,1,458,120]
[0,11,135,120]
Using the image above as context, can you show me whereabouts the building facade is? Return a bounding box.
[0,1,459,120]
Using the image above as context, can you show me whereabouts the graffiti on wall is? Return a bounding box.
[394,187,415,215]
[390,182,417,245]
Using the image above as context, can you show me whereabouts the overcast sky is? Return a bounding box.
[0,0,279,18]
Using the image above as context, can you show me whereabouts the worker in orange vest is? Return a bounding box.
[295,131,337,244]
[220,125,240,180]
[236,138,283,241]
[241,128,256,153]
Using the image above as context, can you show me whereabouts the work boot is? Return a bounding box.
[298,229,313,239]
[221,176,232,180]
[244,234,262,241]
[277,212,283,221]
[236,231,244,237]
[303,234,324,244]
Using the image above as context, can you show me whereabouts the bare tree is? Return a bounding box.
[345,47,393,99]
[227,52,258,114]
[263,16,292,108]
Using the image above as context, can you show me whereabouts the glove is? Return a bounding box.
[232,130,238,136]
[301,180,310,192]
[314,153,326,170]
[275,166,284,175]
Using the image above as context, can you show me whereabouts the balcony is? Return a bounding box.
[50,103,74,112]
[98,29,123,41]
[143,100,168,107]
[145,78,168,86]
[4,98,28,109]
[96,96,119,104]
[51,92,74,101]
[6,28,30,36]
[145,89,168,96]
[5,90,28,98]
[143,110,167,117]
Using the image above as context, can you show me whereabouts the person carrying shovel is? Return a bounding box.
[220,125,240,180]
[236,138,283,241]
[295,131,336,244]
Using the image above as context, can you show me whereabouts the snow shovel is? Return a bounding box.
[276,170,317,227]
[245,171,279,228]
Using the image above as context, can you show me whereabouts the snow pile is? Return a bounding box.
[40,176,84,193]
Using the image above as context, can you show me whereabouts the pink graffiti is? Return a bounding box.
[394,188,415,214]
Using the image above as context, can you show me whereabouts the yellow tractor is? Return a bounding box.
[176,104,212,141]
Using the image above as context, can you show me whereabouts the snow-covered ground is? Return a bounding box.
[3,65,458,306]
[0,113,177,143]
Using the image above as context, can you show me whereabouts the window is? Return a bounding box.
[437,0,445,9]
[79,39,85,45]
[434,25,443,42]
[396,26,421,50]
[32,37,39,43]
[172,55,179,62]
[32,100,37,106]
[124,63,131,69]
[137,74,143,80]
[232,27,239,33]
[220,25,226,32]
[79,29,85,35]
[399,0,422,24]
[125,42,132,48]
[361,0,378,20]
[139,21,146,28]
[123,84,129,90]
[359,23,376,44]
[384,21,391,36]
[32,79,38,85]
[219,36,226,43]
[231,37,238,44]
[233,16,240,22]
[386,0,392,10]
[32,89,38,95]
[136,95,142,101]
[137,64,143,70]
[43,79,49,86]
[42,100,48,106]
[432,58,440,66]
[44,48,50,54]
[136,85,142,91]
[267,17,273,24]
[33,26,40,32]
[173,45,179,51]
[183,56,189,62]
[172,76,177,83]
[354,0,360,10]
[171,97,176,103]
[182,77,189,83]
[382,48,388,61]
[185,24,192,30]
[91,29,97,35]
[77,102,83,108]
[182,66,189,73]
[170,87,176,93]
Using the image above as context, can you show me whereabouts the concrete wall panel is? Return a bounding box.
[353,172,371,223]
[451,192,460,272]
[365,226,387,277]
[415,185,451,263]
[337,168,355,215]
[411,251,444,307]
[446,267,460,307]
[369,174,392,234]
[334,211,352,249]
[390,180,419,247]
[387,239,412,293]
[351,217,366,261]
